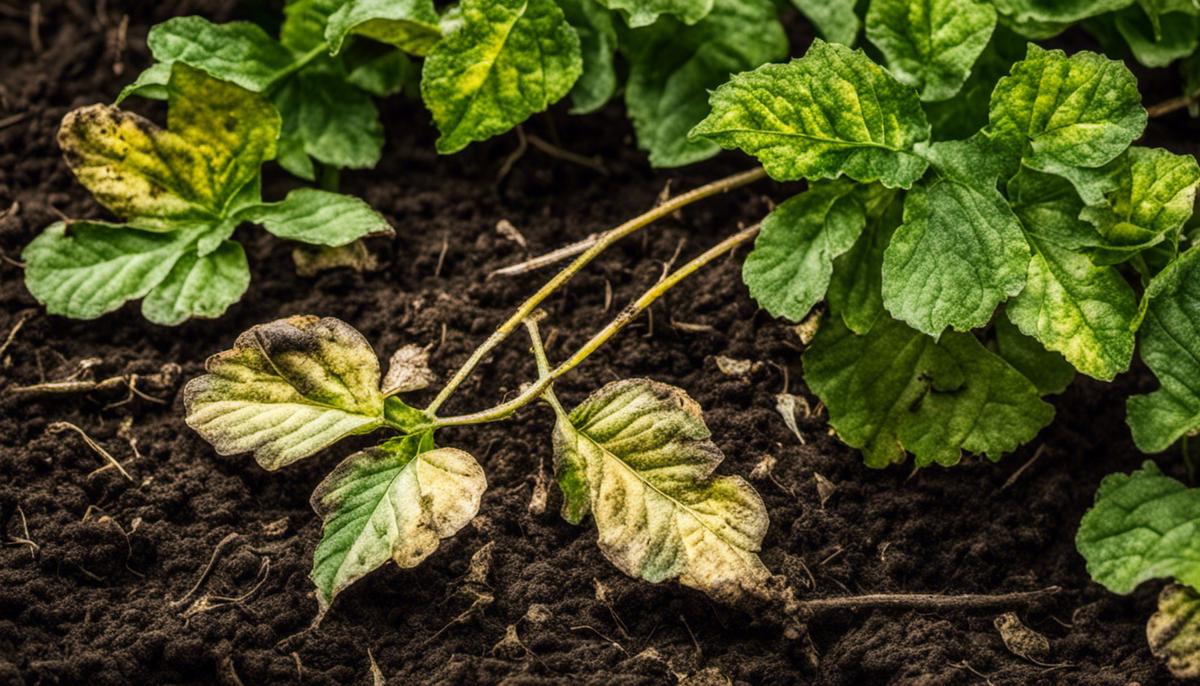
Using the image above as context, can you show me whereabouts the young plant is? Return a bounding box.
[22,64,391,325]
[123,0,790,169]
[183,224,777,616]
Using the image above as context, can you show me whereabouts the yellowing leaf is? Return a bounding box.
[421,0,583,153]
[311,433,486,613]
[1148,584,1200,680]
[184,316,389,469]
[690,40,930,189]
[326,0,443,56]
[553,379,771,602]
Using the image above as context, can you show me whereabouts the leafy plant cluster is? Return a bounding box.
[122,0,793,170]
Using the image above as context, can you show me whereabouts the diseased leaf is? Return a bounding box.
[22,222,200,320]
[183,316,389,469]
[881,138,1028,336]
[597,0,713,27]
[552,379,772,602]
[273,71,385,170]
[989,45,1146,173]
[326,0,442,56]
[790,0,859,45]
[803,317,1054,468]
[311,433,486,613]
[1148,584,1200,680]
[742,181,865,321]
[560,0,618,113]
[1128,248,1200,452]
[382,344,436,395]
[1079,147,1200,265]
[828,187,902,334]
[624,0,787,167]
[147,16,295,92]
[238,189,393,246]
[690,40,930,189]
[1077,461,1200,593]
[141,240,251,326]
[865,0,997,102]
[421,0,583,154]
[59,65,279,230]
[1006,168,1138,380]
[992,314,1075,396]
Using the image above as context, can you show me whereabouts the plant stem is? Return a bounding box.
[423,223,761,430]
[264,44,327,97]
[423,168,768,416]
[1147,94,1196,118]
[523,318,568,419]
[794,586,1060,614]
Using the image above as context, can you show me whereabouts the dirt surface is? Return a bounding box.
[0,2,1194,685]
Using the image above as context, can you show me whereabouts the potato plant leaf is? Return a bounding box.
[742,180,866,321]
[803,317,1054,468]
[325,0,443,56]
[552,379,772,602]
[23,65,390,324]
[272,71,386,173]
[1077,461,1200,593]
[596,0,713,27]
[1078,147,1200,265]
[992,0,1137,24]
[989,45,1146,174]
[991,315,1075,396]
[146,16,296,92]
[420,0,583,154]
[184,316,406,469]
[1148,584,1200,680]
[827,187,903,334]
[560,0,619,113]
[881,137,1029,336]
[790,0,859,45]
[865,0,998,102]
[311,433,486,613]
[1127,247,1200,452]
[624,0,787,167]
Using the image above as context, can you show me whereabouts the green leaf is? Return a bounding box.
[59,64,279,230]
[1079,147,1200,265]
[282,0,347,54]
[625,0,788,167]
[690,40,930,189]
[992,315,1075,396]
[828,187,903,334]
[272,71,385,169]
[420,0,583,154]
[925,26,1027,139]
[881,138,1029,336]
[1005,168,1138,380]
[1128,248,1200,452]
[790,0,859,45]
[346,50,415,97]
[147,16,295,92]
[1148,584,1200,681]
[803,317,1054,468]
[1114,8,1200,68]
[116,62,172,104]
[22,222,199,320]
[865,0,997,102]
[742,180,865,321]
[238,188,393,246]
[1077,461,1200,594]
[560,0,618,114]
[992,0,1137,23]
[183,316,389,469]
[140,240,251,325]
[311,433,486,613]
[989,44,1146,173]
[326,0,442,56]
[597,0,713,27]
[552,379,772,602]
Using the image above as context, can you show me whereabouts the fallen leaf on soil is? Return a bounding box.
[994,611,1050,662]
[775,393,808,444]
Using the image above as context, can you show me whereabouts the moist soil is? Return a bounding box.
[0,2,1195,685]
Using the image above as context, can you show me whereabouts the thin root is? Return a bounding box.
[48,422,133,482]
[172,532,242,607]
[4,505,39,560]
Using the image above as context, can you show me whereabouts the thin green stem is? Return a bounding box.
[424,167,768,416]
[422,223,761,430]
[264,44,327,96]
[523,318,567,419]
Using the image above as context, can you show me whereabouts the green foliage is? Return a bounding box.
[596,0,713,27]
[23,65,390,325]
[696,35,1200,466]
[790,0,859,45]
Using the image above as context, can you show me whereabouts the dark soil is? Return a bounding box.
[1,2,1195,685]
